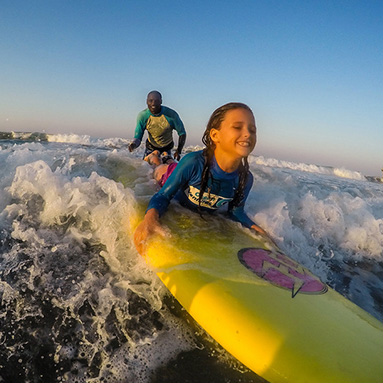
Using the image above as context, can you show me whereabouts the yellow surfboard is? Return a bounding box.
[133,206,383,383]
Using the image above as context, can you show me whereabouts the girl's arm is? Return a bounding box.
[147,152,197,215]
[134,152,200,252]
[229,173,274,241]
[228,172,256,228]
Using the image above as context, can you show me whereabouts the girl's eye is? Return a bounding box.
[232,125,256,134]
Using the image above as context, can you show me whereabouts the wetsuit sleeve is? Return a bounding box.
[227,172,256,228]
[174,114,186,137]
[163,107,186,136]
[146,153,198,216]
[176,134,186,153]
[133,110,149,141]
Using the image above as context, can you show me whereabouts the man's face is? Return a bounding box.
[147,92,162,115]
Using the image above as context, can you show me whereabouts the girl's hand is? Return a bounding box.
[134,208,168,254]
[251,224,267,236]
[251,224,279,248]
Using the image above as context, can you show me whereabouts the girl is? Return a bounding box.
[134,102,267,251]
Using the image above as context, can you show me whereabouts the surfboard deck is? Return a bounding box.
[132,204,383,383]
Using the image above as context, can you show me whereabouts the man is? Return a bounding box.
[128,91,186,160]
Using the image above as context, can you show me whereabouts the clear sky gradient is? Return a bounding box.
[1,1,382,175]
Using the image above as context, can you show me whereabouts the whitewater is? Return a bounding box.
[0,132,382,383]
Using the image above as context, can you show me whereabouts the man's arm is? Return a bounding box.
[174,133,186,160]
[162,106,186,159]
[129,110,149,152]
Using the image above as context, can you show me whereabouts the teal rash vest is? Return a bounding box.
[134,106,186,148]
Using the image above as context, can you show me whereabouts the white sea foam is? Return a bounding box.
[47,133,94,145]
[0,146,199,382]
[253,155,366,180]
[46,133,132,149]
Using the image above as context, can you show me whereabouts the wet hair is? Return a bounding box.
[199,102,254,209]
[147,90,162,100]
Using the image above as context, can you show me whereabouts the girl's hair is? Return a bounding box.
[199,102,254,209]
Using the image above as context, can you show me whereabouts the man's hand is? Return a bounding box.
[128,142,136,152]
[128,139,140,152]
[173,150,181,161]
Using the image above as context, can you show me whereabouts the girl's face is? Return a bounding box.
[210,108,256,161]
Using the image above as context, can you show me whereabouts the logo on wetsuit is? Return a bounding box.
[187,185,232,209]
[147,114,173,147]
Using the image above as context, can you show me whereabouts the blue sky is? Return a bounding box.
[1,1,382,175]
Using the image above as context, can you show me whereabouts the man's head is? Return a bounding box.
[147,91,162,115]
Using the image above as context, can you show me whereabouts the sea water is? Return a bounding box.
[0,132,382,383]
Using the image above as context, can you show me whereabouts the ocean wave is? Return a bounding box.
[0,131,132,149]
[0,131,49,141]
[253,155,366,181]
[0,131,369,181]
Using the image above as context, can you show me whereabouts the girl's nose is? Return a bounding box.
[243,126,251,136]
[245,125,256,137]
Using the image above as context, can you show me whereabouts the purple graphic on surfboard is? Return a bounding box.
[238,248,328,298]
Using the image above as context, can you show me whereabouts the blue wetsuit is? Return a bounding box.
[147,150,256,228]
[133,106,186,153]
